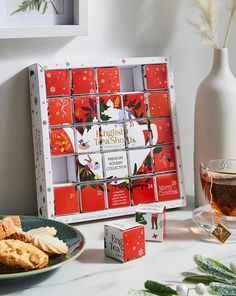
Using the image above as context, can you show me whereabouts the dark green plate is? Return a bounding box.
[0,215,85,280]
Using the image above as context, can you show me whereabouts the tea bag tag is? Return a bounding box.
[212,223,231,243]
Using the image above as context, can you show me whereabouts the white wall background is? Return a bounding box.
[0,0,236,215]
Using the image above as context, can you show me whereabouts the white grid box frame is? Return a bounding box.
[29,56,186,224]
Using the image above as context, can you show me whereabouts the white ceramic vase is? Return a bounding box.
[194,48,236,207]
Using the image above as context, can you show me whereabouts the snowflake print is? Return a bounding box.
[148,92,170,117]
[145,64,168,90]
[45,69,70,96]
[72,68,96,95]
[138,249,144,256]
[50,86,56,93]
[97,67,120,93]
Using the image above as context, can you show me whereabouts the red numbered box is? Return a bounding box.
[97,67,120,93]
[45,70,71,97]
[72,68,96,95]
[123,93,147,119]
[156,173,180,201]
[107,180,131,209]
[74,96,98,123]
[148,92,171,117]
[144,64,168,90]
[153,145,176,173]
[48,98,73,125]
[131,177,156,205]
[80,183,106,212]
[50,128,75,155]
[99,95,123,121]
[54,185,80,215]
[150,118,174,144]
[104,220,145,262]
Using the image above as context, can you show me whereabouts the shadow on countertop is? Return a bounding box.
[0,269,58,295]
[77,248,119,264]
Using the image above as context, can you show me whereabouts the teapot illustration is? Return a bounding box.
[76,99,158,175]
[125,119,158,174]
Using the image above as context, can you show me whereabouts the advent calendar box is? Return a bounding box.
[29,57,186,223]
[136,204,166,242]
[104,220,145,262]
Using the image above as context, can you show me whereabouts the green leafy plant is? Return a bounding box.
[184,255,236,285]
[123,95,145,119]
[11,0,61,15]
[128,255,236,295]
[100,100,112,121]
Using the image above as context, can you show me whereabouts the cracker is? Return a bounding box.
[0,239,49,270]
[32,234,68,255]
[27,226,57,237]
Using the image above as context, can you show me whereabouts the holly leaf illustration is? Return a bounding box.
[91,184,97,190]
[99,100,111,121]
[133,163,138,175]
[100,114,111,121]
[135,102,142,110]
[145,154,152,169]
[79,164,96,181]
[100,100,110,111]
[77,126,84,135]
[139,112,144,118]
[134,111,139,118]
[82,107,92,112]
[136,212,147,225]
[87,174,94,181]
[86,116,93,125]
[153,146,163,154]
[85,124,93,132]
[98,184,104,191]
[118,181,129,190]
[89,98,96,110]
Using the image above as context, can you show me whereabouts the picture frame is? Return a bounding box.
[0,0,88,39]
[29,56,186,224]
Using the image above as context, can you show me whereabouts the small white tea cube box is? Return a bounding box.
[135,204,166,242]
[104,219,145,262]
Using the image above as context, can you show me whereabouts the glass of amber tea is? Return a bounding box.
[200,159,236,217]
[193,159,236,241]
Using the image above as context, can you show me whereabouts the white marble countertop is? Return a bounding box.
[1,197,236,296]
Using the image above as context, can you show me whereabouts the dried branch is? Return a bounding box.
[191,0,222,48]
[224,0,236,47]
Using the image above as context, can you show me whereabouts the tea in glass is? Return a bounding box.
[200,159,236,217]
